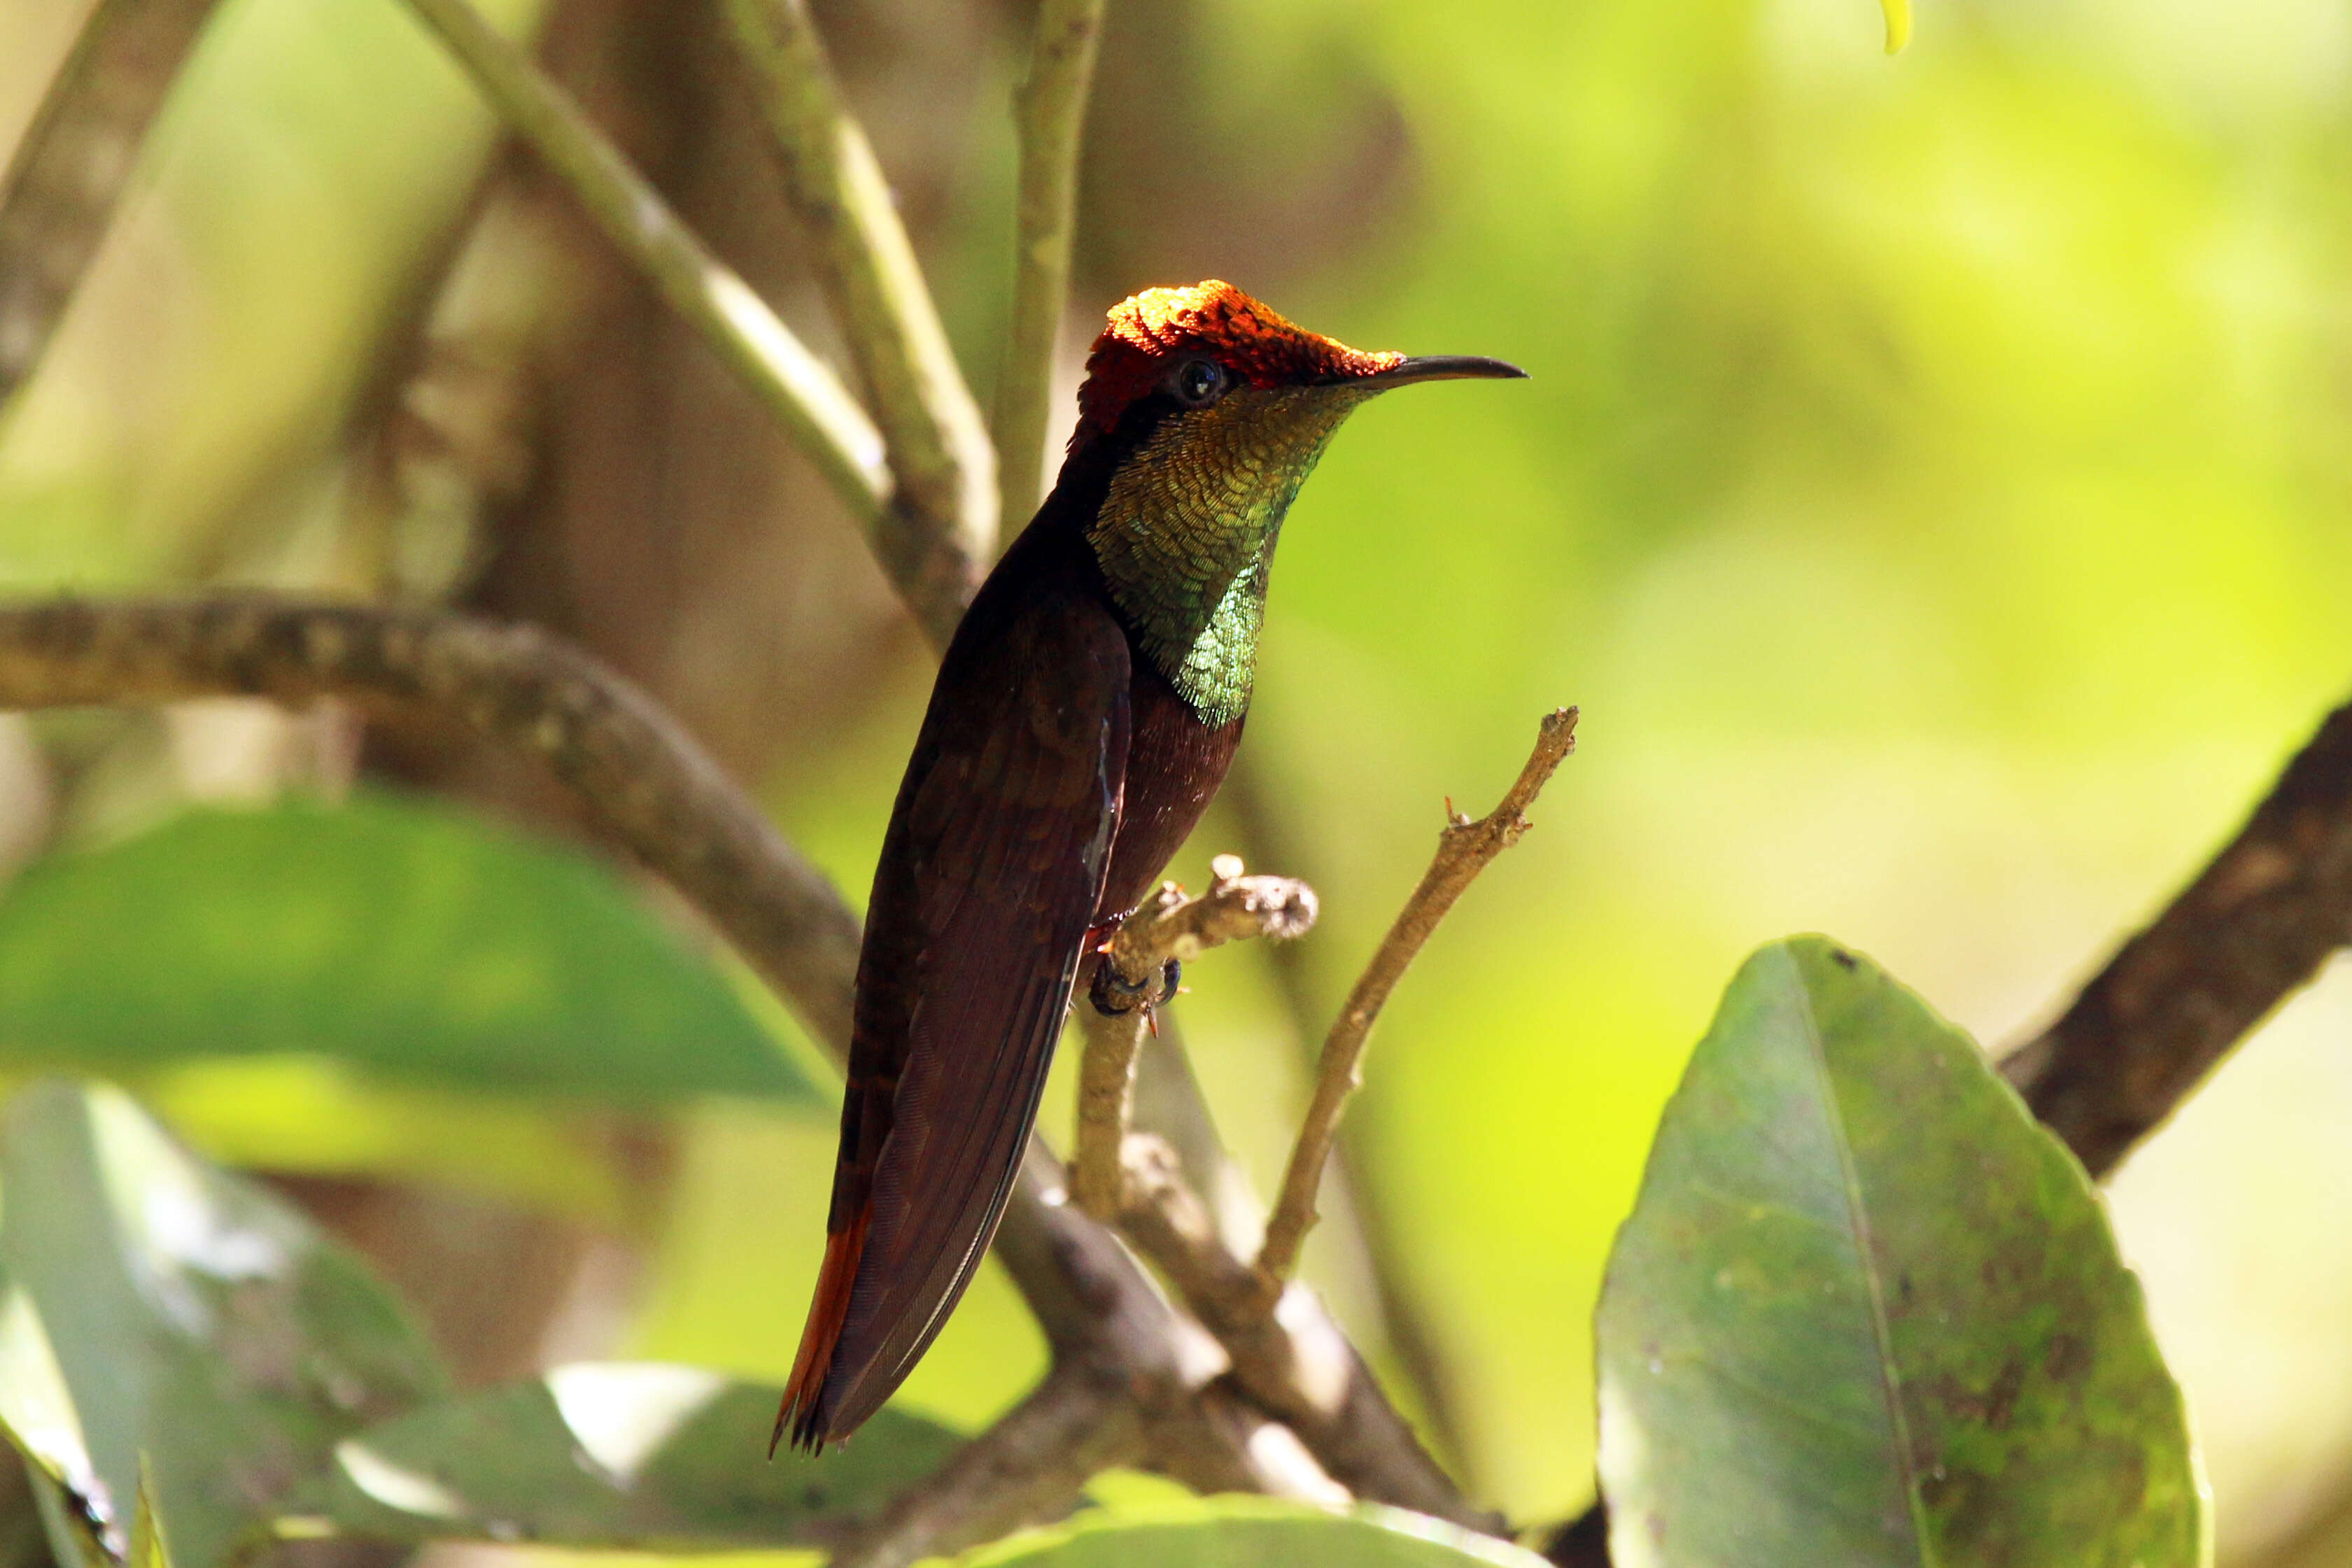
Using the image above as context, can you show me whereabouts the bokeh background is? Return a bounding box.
[3,0,2351,1560]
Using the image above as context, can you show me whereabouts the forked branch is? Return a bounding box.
[392,0,997,647]
[723,0,997,594]
[1071,855,1317,1217]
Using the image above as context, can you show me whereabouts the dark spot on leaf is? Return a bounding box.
[1647,1511,1667,1546]
[1986,1359,2025,1429]
[2045,1332,2088,1383]
[1830,948,1858,970]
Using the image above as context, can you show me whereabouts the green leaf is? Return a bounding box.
[0,795,817,1105]
[0,1081,449,1568]
[1595,938,2205,1567]
[957,1500,1554,1567]
[130,1460,173,1568]
[281,1363,961,1551]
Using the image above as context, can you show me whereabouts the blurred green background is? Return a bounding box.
[4,0,2352,1561]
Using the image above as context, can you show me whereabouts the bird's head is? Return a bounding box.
[1062,281,1522,726]
[1069,278,1523,458]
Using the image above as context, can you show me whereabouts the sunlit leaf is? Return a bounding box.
[1880,0,1910,53]
[955,1499,1553,1567]
[131,1459,173,1568]
[281,1363,960,1550]
[0,796,817,1105]
[0,1081,449,1568]
[1596,938,2204,1567]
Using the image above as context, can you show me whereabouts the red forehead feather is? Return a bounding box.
[1073,281,1402,439]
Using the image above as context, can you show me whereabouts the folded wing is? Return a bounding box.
[779,582,1132,1448]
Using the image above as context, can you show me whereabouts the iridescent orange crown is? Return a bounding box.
[1073,281,1402,442]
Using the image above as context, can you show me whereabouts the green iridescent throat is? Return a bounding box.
[1087,386,1374,728]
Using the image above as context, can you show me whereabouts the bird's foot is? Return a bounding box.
[1089,955,1181,1018]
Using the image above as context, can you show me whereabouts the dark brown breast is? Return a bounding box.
[1097,660,1243,919]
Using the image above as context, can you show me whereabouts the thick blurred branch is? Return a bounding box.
[2002,697,2352,1179]
[391,0,1001,647]
[1258,707,1577,1287]
[992,0,1106,523]
[0,0,222,411]
[722,0,996,591]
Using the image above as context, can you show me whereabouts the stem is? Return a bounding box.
[993,0,1107,526]
[722,0,996,623]
[2001,697,2352,1178]
[1257,707,1578,1287]
[0,0,223,411]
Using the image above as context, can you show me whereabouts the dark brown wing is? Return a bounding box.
[777,574,1131,1449]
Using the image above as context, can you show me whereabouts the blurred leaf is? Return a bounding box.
[1595,938,2204,1567]
[0,795,817,1106]
[0,1080,449,1568]
[955,1499,1554,1566]
[129,1461,171,1568]
[281,1363,959,1550]
[1880,0,1910,54]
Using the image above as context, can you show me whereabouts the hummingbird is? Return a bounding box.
[777,280,1523,1450]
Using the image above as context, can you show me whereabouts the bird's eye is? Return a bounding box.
[1171,358,1227,407]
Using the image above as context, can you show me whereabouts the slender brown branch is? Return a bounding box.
[1258,707,1577,1286]
[1073,855,1498,1533]
[1071,856,1316,1217]
[722,0,997,595]
[993,0,1107,523]
[386,0,999,644]
[2002,697,2352,1178]
[0,0,223,411]
[1223,752,1481,1475]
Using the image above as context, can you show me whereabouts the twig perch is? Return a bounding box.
[1067,842,1512,1533]
[1257,705,1578,1287]
[0,0,223,410]
[993,0,1107,523]
[1071,855,1317,1217]
[723,0,997,595]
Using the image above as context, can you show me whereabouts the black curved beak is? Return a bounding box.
[1354,355,1528,390]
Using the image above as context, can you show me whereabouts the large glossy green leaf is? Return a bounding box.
[0,796,816,1104]
[1596,938,2204,1568]
[956,1500,1553,1567]
[0,1081,449,1568]
[280,1364,960,1551]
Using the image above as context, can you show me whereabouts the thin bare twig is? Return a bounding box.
[1258,707,1577,1287]
[0,0,223,411]
[993,0,1107,523]
[1224,753,1481,1474]
[722,0,997,601]
[2002,698,2352,1178]
[1074,856,1499,1533]
[1071,854,1316,1218]
[389,0,993,642]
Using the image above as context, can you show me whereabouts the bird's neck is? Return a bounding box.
[1082,388,1367,728]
